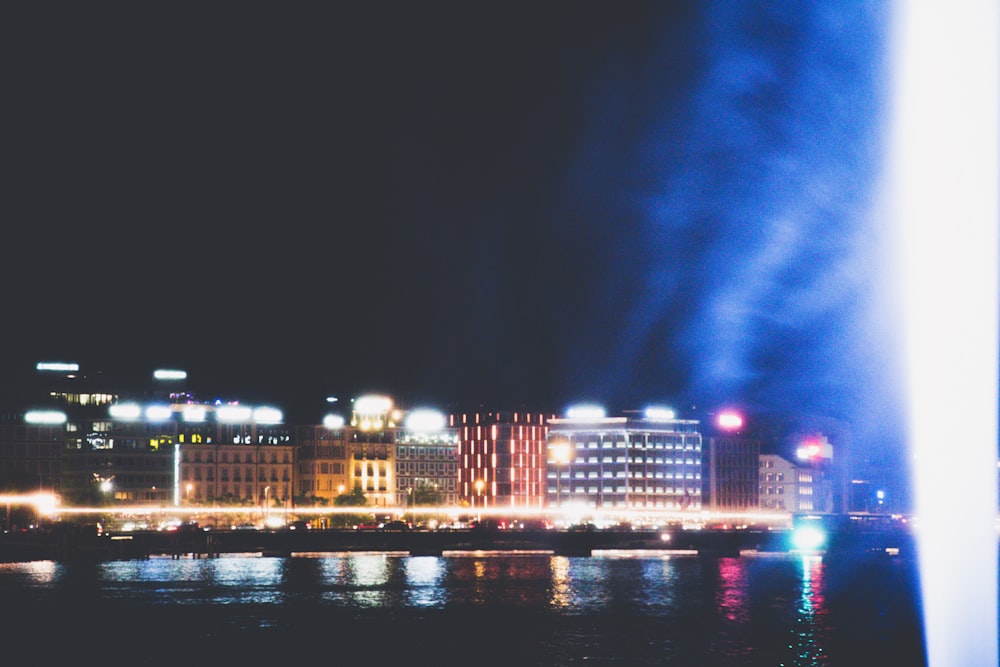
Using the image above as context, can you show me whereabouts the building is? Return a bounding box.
[452,410,550,510]
[346,395,399,507]
[294,422,350,504]
[395,409,459,507]
[0,411,66,495]
[545,405,703,510]
[759,452,835,514]
[706,434,760,512]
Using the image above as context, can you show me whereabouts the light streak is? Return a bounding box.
[887,2,999,665]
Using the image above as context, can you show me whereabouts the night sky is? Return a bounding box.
[2,3,901,489]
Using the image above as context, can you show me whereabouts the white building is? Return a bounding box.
[546,405,702,510]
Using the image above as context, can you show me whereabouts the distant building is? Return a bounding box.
[706,434,760,512]
[452,410,551,510]
[545,406,703,510]
[759,453,834,513]
[395,409,459,507]
[0,413,65,494]
[294,423,350,503]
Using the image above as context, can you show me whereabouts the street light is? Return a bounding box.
[186,483,193,504]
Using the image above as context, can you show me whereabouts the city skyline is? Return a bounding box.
[2,5,903,499]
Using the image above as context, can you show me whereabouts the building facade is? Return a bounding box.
[545,407,703,510]
[706,435,760,512]
[759,453,834,514]
[453,410,550,509]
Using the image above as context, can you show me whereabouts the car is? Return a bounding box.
[378,520,410,531]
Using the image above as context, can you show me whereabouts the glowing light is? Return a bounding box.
[795,437,832,461]
[153,369,187,381]
[549,439,573,465]
[355,394,392,414]
[405,409,446,432]
[182,405,207,422]
[791,525,826,552]
[144,405,172,422]
[25,410,67,425]
[35,361,79,372]
[888,3,999,665]
[216,405,252,422]
[323,414,345,429]
[644,406,675,421]
[109,403,142,420]
[565,404,605,420]
[253,406,283,424]
[717,412,744,430]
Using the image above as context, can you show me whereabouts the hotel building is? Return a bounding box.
[545,406,703,510]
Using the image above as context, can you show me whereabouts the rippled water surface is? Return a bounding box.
[0,552,923,666]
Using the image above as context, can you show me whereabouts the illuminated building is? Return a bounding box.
[395,409,459,507]
[294,422,350,504]
[545,406,703,510]
[348,395,397,506]
[759,452,834,514]
[452,410,551,509]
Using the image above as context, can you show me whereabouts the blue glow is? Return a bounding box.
[791,525,826,552]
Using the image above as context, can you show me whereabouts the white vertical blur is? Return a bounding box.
[888,2,998,666]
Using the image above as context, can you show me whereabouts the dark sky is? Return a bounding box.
[1,2,902,489]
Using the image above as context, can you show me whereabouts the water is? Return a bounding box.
[0,552,923,666]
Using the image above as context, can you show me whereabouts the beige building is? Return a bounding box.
[294,424,350,503]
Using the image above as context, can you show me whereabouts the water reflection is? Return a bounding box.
[404,556,445,607]
[0,552,923,665]
[446,554,555,607]
[792,555,828,666]
[550,555,572,609]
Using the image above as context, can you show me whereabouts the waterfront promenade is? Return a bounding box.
[0,519,915,562]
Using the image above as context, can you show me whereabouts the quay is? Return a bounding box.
[0,520,915,562]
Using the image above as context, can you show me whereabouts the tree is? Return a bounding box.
[410,481,442,506]
[333,484,368,507]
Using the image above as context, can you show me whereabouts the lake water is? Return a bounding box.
[0,551,924,666]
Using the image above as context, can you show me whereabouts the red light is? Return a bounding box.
[717,412,743,430]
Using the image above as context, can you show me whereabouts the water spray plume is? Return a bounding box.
[887,2,999,665]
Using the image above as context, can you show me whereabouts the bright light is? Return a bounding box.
[109,403,142,420]
[35,362,79,372]
[25,410,67,425]
[182,405,207,422]
[144,405,172,422]
[326,396,338,403]
[889,3,999,664]
[99,479,113,494]
[405,408,446,432]
[323,414,345,429]
[644,406,675,421]
[355,394,392,414]
[253,407,283,424]
[549,440,573,464]
[717,412,744,430]
[795,438,832,462]
[565,404,605,420]
[216,405,252,422]
[791,525,826,552]
[153,369,187,381]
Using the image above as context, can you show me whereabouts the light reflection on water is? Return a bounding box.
[0,552,922,666]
